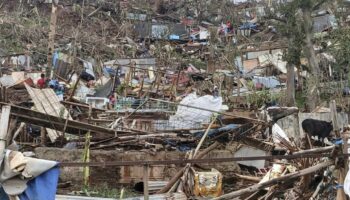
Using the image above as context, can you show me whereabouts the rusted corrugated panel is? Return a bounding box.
[25,83,72,142]
[242,58,258,73]
[119,159,166,183]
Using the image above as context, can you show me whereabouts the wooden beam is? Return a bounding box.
[330,100,347,199]
[292,146,335,156]
[0,105,11,163]
[212,161,334,200]
[330,100,340,137]
[41,127,46,146]
[0,103,128,137]
[68,76,81,101]
[143,164,149,200]
[6,118,17,147]
[157,141,221,194]
[12,122,25,142]
[233,173,261,182]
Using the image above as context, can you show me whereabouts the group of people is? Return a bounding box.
[36,73,65,100]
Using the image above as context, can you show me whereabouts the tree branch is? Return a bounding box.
[312,0,328,11]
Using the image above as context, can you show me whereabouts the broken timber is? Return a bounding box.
[213,160,334,200]
[0,103,129,137]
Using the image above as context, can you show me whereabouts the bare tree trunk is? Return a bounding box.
[302,8,320,111]
[46,4,58,79]
[152,0,161,13]
[297,65,302,91]
[286,62,295,106]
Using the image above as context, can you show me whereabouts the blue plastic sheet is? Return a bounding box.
[193,124,239,138]
[52,51,59,68]
[0,187,9,200]
[19,165,60,200]
[169,34,180,40]
[239,22,258,30]
[165,139,193,152]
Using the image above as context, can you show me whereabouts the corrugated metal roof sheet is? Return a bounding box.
[313,14,337,33]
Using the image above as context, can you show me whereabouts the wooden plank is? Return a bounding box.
[25,84,72,142]
[143,164,149,200]
[0,105,11,163]
[330,100,340,137]
[157,141,221,194]
[41,127,46,146]
[0,103,127,137]
[6,118,17,147]
[337,168,347,200]
[331,100,347,200]
[68,76,81,101]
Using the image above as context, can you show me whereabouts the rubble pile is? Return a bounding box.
[0,0,350,200]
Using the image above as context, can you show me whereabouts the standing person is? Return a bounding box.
[37,73,46,89]
[108,94,116,110]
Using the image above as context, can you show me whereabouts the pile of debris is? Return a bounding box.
[0,0,350,200]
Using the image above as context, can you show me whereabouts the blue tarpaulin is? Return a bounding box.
[169,34,180,40]
[0,187,9,200]
[193,124,239,138]
[239,22,258,30]
[52,51,59,68]
[19,165,60,200]
[165,139,193,152]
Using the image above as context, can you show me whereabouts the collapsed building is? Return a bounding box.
[1,0,350,200]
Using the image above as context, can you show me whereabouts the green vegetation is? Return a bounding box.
[247,89,283,108]
[295,90,306,109]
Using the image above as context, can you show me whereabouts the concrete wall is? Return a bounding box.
[277,114,300,140]
[277,112,348,140]
[234,146,269,168]
[35,147,240,186]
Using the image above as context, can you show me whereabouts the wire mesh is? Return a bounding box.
[152,99,215,131]
[113,97,219,131]
[114,97,174,112]
[153,119,208,131]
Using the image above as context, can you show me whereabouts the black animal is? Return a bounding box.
[301,119,333,143]
[80,71,95,82]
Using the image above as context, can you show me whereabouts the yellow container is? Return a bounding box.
[194,168,223,198]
